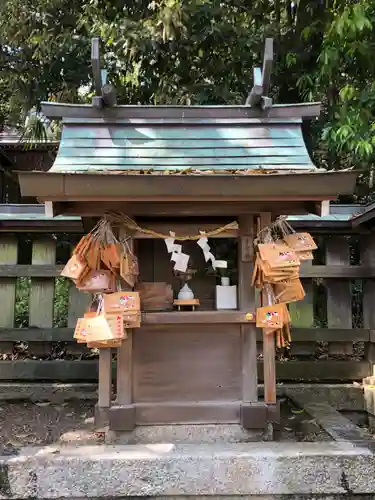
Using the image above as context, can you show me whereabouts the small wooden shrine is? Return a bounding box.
[18,38,357,435]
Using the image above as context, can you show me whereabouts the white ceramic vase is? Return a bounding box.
[178,283,194,300]
[221,276,230,286]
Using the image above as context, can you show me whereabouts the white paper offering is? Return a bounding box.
[173,252,190,273]
[171,252,179,262]
[165,232,176,253]
[214,260,227,269]
[201,242,211,254]
[203,250,215,263]
[197,235,208,250]
[171,243,182,253]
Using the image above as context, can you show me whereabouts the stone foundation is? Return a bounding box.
[2,442,375,498]
[105,424,264,444]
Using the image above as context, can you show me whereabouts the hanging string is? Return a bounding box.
[254,215,295,246]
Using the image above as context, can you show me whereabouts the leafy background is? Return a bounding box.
[1,0,375,198]
[0,0,372,352]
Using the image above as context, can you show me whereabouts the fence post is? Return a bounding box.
[29,237,56,328]
[289,259,315,356]
[326,237,353,355]
[0,236,18,354]
[68,284,91,327]
[362,234,375,375]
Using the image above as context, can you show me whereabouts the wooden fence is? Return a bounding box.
[0,223,375,384]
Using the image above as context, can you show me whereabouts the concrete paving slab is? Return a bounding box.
[302,402,373,442]
[1,442,375,498]
[285,383,364,410]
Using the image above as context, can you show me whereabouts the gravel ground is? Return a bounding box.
[0,398,330,452]
[0,401,104,452]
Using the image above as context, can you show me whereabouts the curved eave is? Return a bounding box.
[18,171,357,203]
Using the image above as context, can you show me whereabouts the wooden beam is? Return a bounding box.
[361,234,375,374]
[0,359,367,382]
[351,204,375,228]
[109,401,280,428]
[6,263,375,279]
[238,215,258,410]
[0,326,369,343]
[101,83,117,107]
[92,96,103,109]
[142,311,255,324]
[96,348,112,427]
[261,38,273,96]
[41,195,335,203]
[300,265,375,278]
[259,212,277,405]
[44,201,66,218]
[245,38,273,109]
[305,201,328,216]
[114,232,135,430]
[320,200,330,216]
[40,102,321,120]
[261,96,272,111]
[19,171,357,201]
[245,68,263,107]
[47,200,321,217]
[91,37,102,96]
[133,401,241,426]
[0,220,84,233]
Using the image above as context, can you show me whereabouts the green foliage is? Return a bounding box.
[15,277,30,328]
[0,0,91,128]
[1,0,375,185]
[15,277,69,328]
[313,1,375,176]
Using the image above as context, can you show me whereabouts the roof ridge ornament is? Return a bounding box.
[245,38,273,111]
[91,37,117,109]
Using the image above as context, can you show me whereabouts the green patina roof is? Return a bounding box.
[50,118,316,173]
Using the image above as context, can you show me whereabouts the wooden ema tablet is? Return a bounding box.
[77,269,115,292]
[74,313,125,342]
[256,303,284,329]
[120,253,139,288]
[103,291,140,314]
[274,279,305,303]
[284,232,317,251]
[295,250,314,261]
[61,254,87,280]
[257,243,300,268]
[123,311,141,328]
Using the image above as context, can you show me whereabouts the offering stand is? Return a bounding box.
[18,38,357,436]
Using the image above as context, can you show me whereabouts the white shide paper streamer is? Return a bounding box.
[198,231,227,270]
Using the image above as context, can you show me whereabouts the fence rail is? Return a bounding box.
[1,264,375,278]
[0,226,374,384]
